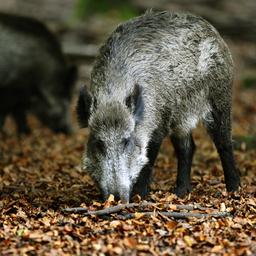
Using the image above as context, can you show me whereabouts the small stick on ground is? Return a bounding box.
[116,211,231,220]
[63,202,209,215]
[63,203,137,214]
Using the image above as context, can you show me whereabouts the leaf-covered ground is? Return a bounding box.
[0,79,256,255]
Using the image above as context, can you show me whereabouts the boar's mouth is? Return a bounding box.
[101,179,131,203]
[102,189,130,204]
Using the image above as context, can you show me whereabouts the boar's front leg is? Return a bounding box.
[12,109,30,134]
[131,138,163,199]
[171,133,195,197]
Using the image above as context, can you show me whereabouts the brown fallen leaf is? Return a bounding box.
[123,237,137,248]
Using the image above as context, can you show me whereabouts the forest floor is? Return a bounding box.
[0,74,255,255]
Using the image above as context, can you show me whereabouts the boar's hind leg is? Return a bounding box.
[12,110,30,134]
[171,133,195,197]
[131,139,162,199]
[204,107,240,192]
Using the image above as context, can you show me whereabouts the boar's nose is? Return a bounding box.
[108,193,130,204]
[103,190,130,204]
[119,193,130,204]
[116,188,130,204]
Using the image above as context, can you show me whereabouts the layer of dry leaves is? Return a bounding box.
[0,79,256,255]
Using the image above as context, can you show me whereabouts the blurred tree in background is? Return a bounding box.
[75,0,138,20]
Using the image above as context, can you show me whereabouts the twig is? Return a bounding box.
[84,203,137,216]
[63,202,207,214]
[116,211,231,220]
[63,203,137,214]
[174,204,207,211]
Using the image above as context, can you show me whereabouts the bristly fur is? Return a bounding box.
[77,10,240,201]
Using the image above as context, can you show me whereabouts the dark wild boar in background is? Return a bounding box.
[77,11,240,202]
[0,13,77,134]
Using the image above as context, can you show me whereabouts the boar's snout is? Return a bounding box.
[102,185,130,204]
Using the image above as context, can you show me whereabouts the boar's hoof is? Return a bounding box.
[225,177,240,192]
[225,168,240,192]
[174,184,192,198]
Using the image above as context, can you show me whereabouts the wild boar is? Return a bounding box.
[0,13,77,134]
[77,11,240,202]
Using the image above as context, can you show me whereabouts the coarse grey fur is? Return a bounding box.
[77,10,240,202]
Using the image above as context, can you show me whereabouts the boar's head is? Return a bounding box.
[77,84,148,202]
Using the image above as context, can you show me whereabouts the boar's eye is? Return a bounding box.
[134,138,142,151]
[94,139,105,154]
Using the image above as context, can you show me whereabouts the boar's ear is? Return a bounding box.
[76,86,92,128]
[125,83,144,123]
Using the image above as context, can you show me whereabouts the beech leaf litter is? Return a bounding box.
[0,79,256,255]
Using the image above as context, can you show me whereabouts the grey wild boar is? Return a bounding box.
[77,11,240,202]
[0,13,77,134]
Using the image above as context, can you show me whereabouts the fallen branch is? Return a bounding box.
[116,211,231,220]
[63,202,207,215]
[63,203,137,214]
[63,203,230,219]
